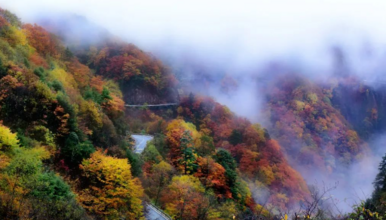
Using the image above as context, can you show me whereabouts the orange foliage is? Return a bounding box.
[23,24,61,57]
[161,175,207,220]
[264,74,367,176]
[176,94,310,209]
[66,59,92,88]
[53,105,70,136]
[92,43,175,90]
[29,52,49,69]
[0,75,21,103]
[90,76,105,92]
[165,120,202,171]
[195,157,231,198]
[239,149,260,177]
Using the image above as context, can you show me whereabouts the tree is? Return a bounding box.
[142,143,162,163]
[126,149,143,177]
[143,161,174,206]
[0,9,21,27]
[178,130,198,174]
[161,175,206,220]
[101,87,112,104]
[31,171,73,201]
[196,135,215,156]
[229,129,243,146]
[166,120,201,173]
[0,25,27,47]
[295,182,338,219]
[374,154,386,193]
[0,124,19,152]
[79,150,144,219]
[239,149,260,178]
[0,146,50,218]
[23,24,61,57]
[28,171,87,220]
[62,132,95,165]
[372,154,386,211]
[195,157,231,198]
[0,59,8,78]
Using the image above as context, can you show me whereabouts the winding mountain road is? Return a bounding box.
[145,203,171,220]
[131,134,170,220]
[132,134,154,153]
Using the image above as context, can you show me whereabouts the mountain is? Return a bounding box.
[1,6,386,220]
[263,74,368,175]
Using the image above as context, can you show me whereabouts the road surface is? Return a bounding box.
[145,203,170,220]
[132,134,154,153]
[131,135,170,220]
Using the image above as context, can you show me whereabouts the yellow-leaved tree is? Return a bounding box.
[0,124,19,152]
[79,150,144,219]
[161,175,208,219]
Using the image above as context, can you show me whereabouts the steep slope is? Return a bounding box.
[330,78,386,140]
[0,7,362,219]
[35,14,179,105]
[0,8,144,219]
[88,43,179,104]
[262,74,369,176]
[175,95,310,209]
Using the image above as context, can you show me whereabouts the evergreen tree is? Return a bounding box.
[371,154,386,211]
[229,129,243,146]
[374,154,386,191]
[178,130,198,174]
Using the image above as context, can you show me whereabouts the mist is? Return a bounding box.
[2,0,386,214]
[2,0,386,118]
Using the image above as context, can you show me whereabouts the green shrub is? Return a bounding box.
[31,171,73,200]
[62,132,95,165]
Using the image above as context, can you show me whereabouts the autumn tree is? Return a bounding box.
[213,149,237,192]
[79,150,144,219]
[23,24,61,57]
[142,143,162,164]
[0,124,19,152]
[179,130,198,174]
[195,157,231,198]
[0,137,52,218]
[143,161,174,206]
[166,119,201,172]
[0,9,21,27]
[161,175,207,220]
[196,135,215,156]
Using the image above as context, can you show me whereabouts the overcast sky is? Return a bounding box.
[1,0,386,87]
[2,0,385,117]
[1,0,385,57]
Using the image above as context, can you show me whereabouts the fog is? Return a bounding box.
[2,0,386,214]
[3,1,386,109]
[3,0,386,69]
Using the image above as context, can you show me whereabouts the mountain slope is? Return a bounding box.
[3,7,383,220]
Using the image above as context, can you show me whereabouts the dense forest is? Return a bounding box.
[0,7,386,220]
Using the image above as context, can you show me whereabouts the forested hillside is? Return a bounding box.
[263,74,368,175]
[0,8,307,219]
[2,6,386,220]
